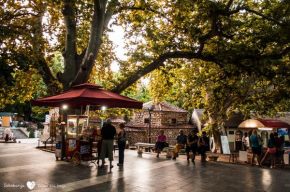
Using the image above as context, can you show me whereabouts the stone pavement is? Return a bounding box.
[0,143,290,192]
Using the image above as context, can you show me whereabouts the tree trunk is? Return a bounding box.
[71,0,108,87]
[61,0,78,91]
[212,128,222,154]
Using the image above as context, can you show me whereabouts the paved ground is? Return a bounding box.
[0,143,290,192]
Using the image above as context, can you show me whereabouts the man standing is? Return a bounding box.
[172,129,187,160]
[100,118,116,168]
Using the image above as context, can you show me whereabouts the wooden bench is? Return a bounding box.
[135,142,155,154]
[135,143,187,158]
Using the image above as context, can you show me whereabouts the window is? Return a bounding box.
[144,118,150,123]
[171,118,176,124]
[229,131,234,135]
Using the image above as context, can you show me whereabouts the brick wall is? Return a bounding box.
[125,127,197,146]
[134,111,189,125]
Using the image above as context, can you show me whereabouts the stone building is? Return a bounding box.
[125,101,197,145]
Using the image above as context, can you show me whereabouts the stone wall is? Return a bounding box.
[134,111,189,125]
[126,127,197,146]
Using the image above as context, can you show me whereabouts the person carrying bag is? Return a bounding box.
[117,123,127,166]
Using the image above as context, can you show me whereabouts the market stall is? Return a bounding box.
[31,83,143,165]
[237,118,290,164]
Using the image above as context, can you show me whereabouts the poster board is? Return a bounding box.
[221,136,231,154]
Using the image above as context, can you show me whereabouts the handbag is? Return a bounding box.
[119,133,128,142]
[164,142,169,147]
[119,137,127,142]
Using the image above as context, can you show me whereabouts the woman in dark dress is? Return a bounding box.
[117,123,126,166]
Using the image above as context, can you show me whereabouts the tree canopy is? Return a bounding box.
[1,0,290,117]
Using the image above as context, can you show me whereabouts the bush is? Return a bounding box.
[29,130,35,138]
[37,122,44,129]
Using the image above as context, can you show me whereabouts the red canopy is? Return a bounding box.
[257,119,290,128]
[238,118,290,129]
[31,83,143,109]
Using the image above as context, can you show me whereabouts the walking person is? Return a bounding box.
[198,131,209,162]
[261,133,276,168]
[100,118,116,168]
[117,123,127,166]
[279,135,285,167]
[186,130,199,163]
[274,132,282,167]
[250,130,261,166]
[155,130,167,158]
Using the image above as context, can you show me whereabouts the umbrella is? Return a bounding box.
[4,128,11,134]
[31,83,143,109]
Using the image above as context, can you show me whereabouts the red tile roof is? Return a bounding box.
[143,101,188,113]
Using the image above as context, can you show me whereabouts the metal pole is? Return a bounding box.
[149,109,151,143]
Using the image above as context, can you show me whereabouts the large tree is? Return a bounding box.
[1,1,290,124]
[1,0,289,92]
[156,59,290,153]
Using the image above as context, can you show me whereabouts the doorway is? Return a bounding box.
[235,130,243,151]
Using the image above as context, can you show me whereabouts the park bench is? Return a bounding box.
[38,134,52,148]
[135,142,155,154]
[202,151,219,161]
[135,143,186,158]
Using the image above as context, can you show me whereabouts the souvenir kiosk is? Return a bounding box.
[31,83,143,165]
[55,114,96,163]
[238,119,290,164]
[65,115,96,165]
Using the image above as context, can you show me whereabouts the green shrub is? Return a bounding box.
[29,130,35,138]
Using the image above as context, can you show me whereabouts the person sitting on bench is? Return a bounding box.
[186,130,199,162]
[198,131,209,162]
[172,129,187,160]
[155,130,167,158]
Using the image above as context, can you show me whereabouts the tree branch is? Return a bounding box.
[225,0,234,11]
[1,13,38,21]
[104,0,120,29]
[243,7,285,26]
[116,6,173,24]
[111,51,218,93]
[31,6,59,95]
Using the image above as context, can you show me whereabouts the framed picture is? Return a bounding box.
[278,128,288,136]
